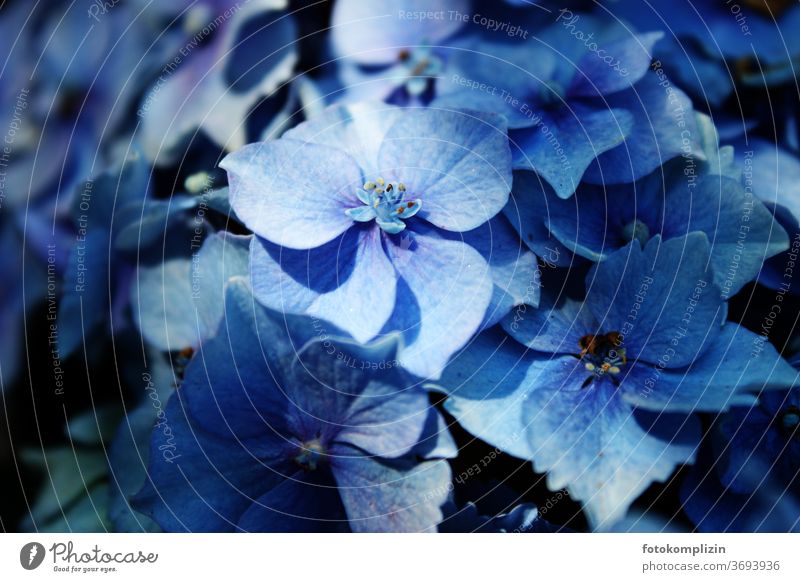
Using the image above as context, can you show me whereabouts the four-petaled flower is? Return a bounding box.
[221,102,520,379]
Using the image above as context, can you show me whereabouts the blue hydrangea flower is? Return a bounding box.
[613,0,800,87]
[133,280,456,532]
[434,12,693,197]
[137,0,297,166]
[510,123,790,298]
[221,102,537,379]
[434,233,798,528]
[330,0,472,104]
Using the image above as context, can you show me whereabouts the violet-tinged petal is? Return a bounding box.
[332,444,452,532]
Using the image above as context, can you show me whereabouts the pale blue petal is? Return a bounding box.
[222,139,362,249]
[333,446,452,532]
[384,228,494,379]
[586,234,725,368]
[283,102,402,175]
[378,109,512,231]
[512,106,633,199]
[620,325,799,413]
[250,226,397,344]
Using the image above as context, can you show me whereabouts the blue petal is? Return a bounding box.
[384,227,494,379]
[181,279,301,440]
[510,172,646,262]
[236,473,349,532]
[133,232,250,351]
[520,381,700,529]
[439,331,700,529]
[437,329,540,461]
[378,109,512,231]
[680,444,800,532]
[586,233,725,368]
[332,444,453,532]
[435,38,557,129]
[222,139,363,249]
[288,337,436,459]
[139,3,297,164]
[457,215,541,328]
[511,106,633,199]
[502,296,598,356]
[665,175,789,297]
[583,73,698,185]
[620,325,799,414]
[568,32,663,98]
[283,102,402,175]
[250,226,397,344]
[132,394,293,532]
[504,171,574,266]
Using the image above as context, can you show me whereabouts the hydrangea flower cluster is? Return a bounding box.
[2,0,799,534]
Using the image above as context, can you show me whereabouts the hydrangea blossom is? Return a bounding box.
[435,234,798,528]
[613,0,800,87]
[133,280,456,532]
[330,0,472,104]
[510,125,789,298]
[221,102,537,379]
[434,12,693,197]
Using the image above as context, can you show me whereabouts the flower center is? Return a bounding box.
[778,406,800,440]
[294,438,326,471]
[576,332,626,388]
[345,177,422,234]
[397,47,443,96]
[622,219,651,246]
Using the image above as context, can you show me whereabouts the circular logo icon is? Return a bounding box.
[20,542,46,570]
